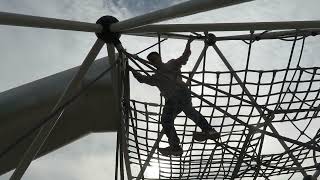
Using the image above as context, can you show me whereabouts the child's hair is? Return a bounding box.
[147,51,160,61]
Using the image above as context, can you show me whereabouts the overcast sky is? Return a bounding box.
[0,0,320,179]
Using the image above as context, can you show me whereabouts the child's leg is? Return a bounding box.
[183,102,212,131]
[161,99,182,147]
[183,101,220,141]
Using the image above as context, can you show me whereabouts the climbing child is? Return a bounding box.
[131,37,220,156]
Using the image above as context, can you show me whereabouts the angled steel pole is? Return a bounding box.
[0,12,102,32]
[231,129,253,179]
[110,0,253,32]
[10,39,105,180]
[124,21,320,33]
[210,43,308,177]
[187,44,209,84]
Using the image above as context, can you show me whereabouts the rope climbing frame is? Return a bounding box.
[119,33,320,180]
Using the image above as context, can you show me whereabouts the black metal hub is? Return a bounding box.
[205,33,216,46]
[96,16,121,45]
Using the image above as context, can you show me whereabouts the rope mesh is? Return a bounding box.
[121,34,320,179]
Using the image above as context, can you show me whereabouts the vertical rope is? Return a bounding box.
[187,73,193,180]
[157,97,163,179]
[197,42,208,179]
[253,71,276,179]
[230,31,255,178]
[207,72,221,179]
[130,101,144,180]
[180,73,191,178]
[157,33,163,179]
[119,130,125,180]
[276,37,305,113]
[144,104,150,155]
[275,35,298,110]
[115,132,120,180]
[158,33,162,57]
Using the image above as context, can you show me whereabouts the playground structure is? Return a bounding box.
[0,0,320,179]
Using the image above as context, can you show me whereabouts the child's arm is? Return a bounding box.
[131,68,157,86]
[174,37,195,66]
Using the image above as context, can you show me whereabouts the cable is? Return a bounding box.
[135,37,168,55]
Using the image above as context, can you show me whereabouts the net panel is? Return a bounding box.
[118,33,320,179]
[125,66,320,179]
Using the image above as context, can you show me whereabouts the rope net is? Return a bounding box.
[120,33,320,179]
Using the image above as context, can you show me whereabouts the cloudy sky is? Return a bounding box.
[0,0,320,179]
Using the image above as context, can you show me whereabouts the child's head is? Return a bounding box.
[147,52,162,65]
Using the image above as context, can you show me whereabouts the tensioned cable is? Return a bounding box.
[135,37,168,55]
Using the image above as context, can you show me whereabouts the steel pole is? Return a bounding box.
[10,39,105,180]
[110,0,253,32]
[125,28,320,41]
[216,28,320,41]
[0,12,102,32]
[0,0,253,33]
[187,44,208,84]
[124,21,320,33]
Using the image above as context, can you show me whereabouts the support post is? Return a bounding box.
[10,39,105,180]
[107,44,133,180]
[210,43,308,177]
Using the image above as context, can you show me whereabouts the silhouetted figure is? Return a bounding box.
[131,37,219,156]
